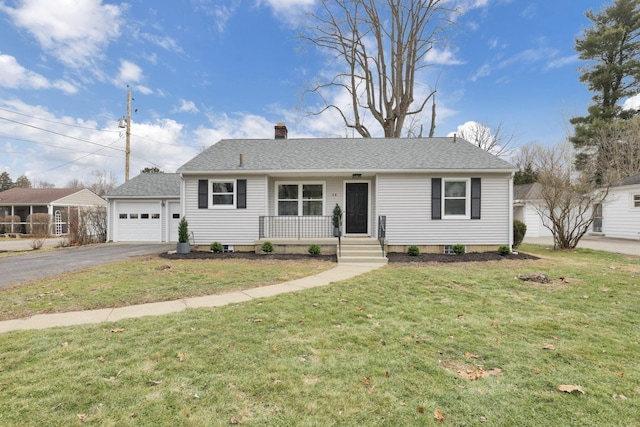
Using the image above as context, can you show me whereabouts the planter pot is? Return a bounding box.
[333,227,341,237]
[176,242,190,254]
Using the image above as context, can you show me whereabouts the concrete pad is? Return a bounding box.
[106,300,187,322]
[184,292,253,309]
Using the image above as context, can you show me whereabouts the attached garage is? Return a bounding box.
[106,173,181,242]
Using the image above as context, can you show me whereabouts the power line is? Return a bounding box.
[0,133,125,155]
[0,107,120,133]
[0,115,124,151]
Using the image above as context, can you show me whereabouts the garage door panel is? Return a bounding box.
[116,202,161,242]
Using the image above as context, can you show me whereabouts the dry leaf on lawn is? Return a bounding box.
[465,352,480,359]
[111,328,124,333]
[541,344,556,350]
[558,384,584,394]
[178,352,187,362]
[434,409,446,422]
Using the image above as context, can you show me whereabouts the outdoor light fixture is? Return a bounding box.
[352,173,362,178]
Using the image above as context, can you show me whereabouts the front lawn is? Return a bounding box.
[0,256,334,321]
[0,245,638,425]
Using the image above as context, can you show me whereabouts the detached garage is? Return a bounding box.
[106,173,181,242]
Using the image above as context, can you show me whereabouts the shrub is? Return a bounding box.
[178,217,189,243]
[308,244,321,255]
[210,242,223,253]
[452,244,466,255]
[513,219,527,248]
[26,213,51,236]
[261,241,274,253]
[498,245,511,256]
[407,245,420,256]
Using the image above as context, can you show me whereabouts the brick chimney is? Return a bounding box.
[274,122,288,139]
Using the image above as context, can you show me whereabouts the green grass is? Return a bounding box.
[0,256,333,320]
[0,244,639,425]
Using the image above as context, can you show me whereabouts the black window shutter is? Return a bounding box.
[471,178,481,219]
[198,180,208,209]
[237,179,247,209]
[431,178,441,220]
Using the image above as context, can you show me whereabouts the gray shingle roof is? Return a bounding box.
[616,172,640,187]
[177,137,515,173]
[106,173,181,198]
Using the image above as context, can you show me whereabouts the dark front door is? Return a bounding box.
[346,182,368,234]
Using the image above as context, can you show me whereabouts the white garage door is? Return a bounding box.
[116,201,162,242]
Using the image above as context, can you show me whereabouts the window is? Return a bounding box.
[277,183,324,216]
[119,213,127,219]
[151,213,160,219]
[211,181,235,208]
[141,213,149,219]
[634,194,640,208]
[443,179,469,218]
[129,213,138,219]
[172,213,180,219]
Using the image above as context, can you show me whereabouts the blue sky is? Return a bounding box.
[1,0,637,188]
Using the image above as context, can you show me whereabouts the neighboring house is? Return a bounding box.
[0,187,106,235]
[513,183,553,238]
[175,124,516,254]
[105,173,181,242]
[596,173,640,240]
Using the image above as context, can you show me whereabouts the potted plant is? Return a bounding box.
[176,217,190,254]
[332,203,343,237]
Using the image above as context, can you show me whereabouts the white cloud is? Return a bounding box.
[471,63,491,81]
[425,47,464,65]
[139,33,182,53]
[117,60,144,83]
[545,54,579,71]
[623,93,640,111]
[173,99,200,114]
[0,99,197,186]
[0,53,77,93]
[1,0,124,69]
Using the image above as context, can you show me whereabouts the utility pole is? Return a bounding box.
[125,86,131,182]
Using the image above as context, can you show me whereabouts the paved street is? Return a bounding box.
[0,242,174,288]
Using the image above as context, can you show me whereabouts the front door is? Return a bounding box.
[346,182,368,234]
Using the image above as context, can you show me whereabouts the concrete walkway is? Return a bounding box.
[0,263,382,333]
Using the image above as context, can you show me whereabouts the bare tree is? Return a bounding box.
[86,170,118,197]
[531,142,609,249]
[302,0,453,138]
[65,178,85,189]
[586,115,640,185]
[455,121,518,157]
[34,180,56,189]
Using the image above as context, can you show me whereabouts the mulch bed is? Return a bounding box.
[160,251,538,263]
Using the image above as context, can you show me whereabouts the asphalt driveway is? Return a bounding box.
[0,242,174,288]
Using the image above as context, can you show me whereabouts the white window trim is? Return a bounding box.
[209,179,237,209]
[442,178,471,219]
[632,193,640,209]
[275,181,326,216]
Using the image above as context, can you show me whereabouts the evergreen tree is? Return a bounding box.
[0,172,13,191]
[14,175,31,188]
[570,0,640,178]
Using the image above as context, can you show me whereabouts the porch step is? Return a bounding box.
[337,238,387,265]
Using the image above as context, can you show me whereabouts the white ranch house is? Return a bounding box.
[172,126,516,258]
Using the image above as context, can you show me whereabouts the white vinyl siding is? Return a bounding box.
[377,173,511,245]
[184,176,266,245]
[599,185,640,240]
